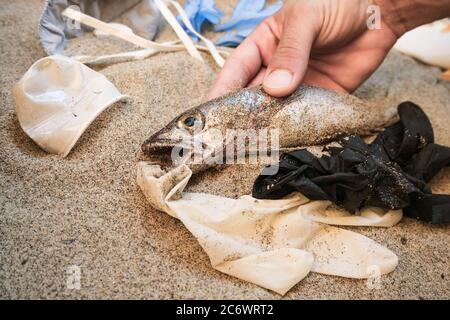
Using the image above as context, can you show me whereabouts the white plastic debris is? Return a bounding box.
[61,5,228,68]
[93,22,134,38]
[39,0,162,55]
[394,19,450,69]
[13,55,127,157]
[137,162,400,295]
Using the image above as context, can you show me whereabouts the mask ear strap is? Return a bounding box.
[62,7,229,68]
[152,0,203,62]
[74,48,163,66]
[63,7,178,52]
[165,0,225,67]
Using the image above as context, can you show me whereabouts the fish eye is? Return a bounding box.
[184,116,196,127]
[177,111,204,131]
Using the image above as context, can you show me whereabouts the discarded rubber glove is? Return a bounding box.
[179,0,223,41]
[216,0,282,47]
[253,102,450,224]
[13,55,127,157]
[215,32,247,47]
[137,162,399,295]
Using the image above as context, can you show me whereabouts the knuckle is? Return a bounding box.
[277,43,304,61]
[240,60,254,82]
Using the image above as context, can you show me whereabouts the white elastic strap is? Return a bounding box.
[62,8,230,67]
[167,0,225,67]
[63,8,178,52]
[75,40,180,66]
[152,0,203,62]
[74,48,158,66]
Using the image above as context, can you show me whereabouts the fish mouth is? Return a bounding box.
[139,138,189,167]
[141,138,179,152]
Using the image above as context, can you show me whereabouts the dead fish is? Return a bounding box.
[141,85,397,171]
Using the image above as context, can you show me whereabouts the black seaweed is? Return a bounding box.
[252,102,450,224]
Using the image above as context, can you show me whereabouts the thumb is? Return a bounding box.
[263,17,316,97]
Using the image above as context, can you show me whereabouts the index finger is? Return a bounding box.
[207,39,262,100]
[207,20,278,100]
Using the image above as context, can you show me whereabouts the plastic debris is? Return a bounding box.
[394,19,450,69]
[178,0,224,41]
[137,162,399,295]
[253,102,450,224]
[216,0,283,47]
[13,55,127,157]
[39,0,162,55]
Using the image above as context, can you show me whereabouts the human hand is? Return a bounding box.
[208,0,398,99]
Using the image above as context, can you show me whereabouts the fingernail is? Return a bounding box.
[264,69,293,89]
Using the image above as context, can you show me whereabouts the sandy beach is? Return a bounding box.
[0,0,449,299]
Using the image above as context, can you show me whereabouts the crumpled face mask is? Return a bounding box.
[137,162,400,295]
[39,0,162,55]
[13,55,127,157]
[60,3,227,68]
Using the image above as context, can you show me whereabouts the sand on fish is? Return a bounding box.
[0,0,449,299]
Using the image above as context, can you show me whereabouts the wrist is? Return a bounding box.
[374,0,450,37]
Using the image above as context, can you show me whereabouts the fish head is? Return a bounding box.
[140,86,270,169]
[140,104,224,168]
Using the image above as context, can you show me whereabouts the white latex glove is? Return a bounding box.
[137,162,400,295]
